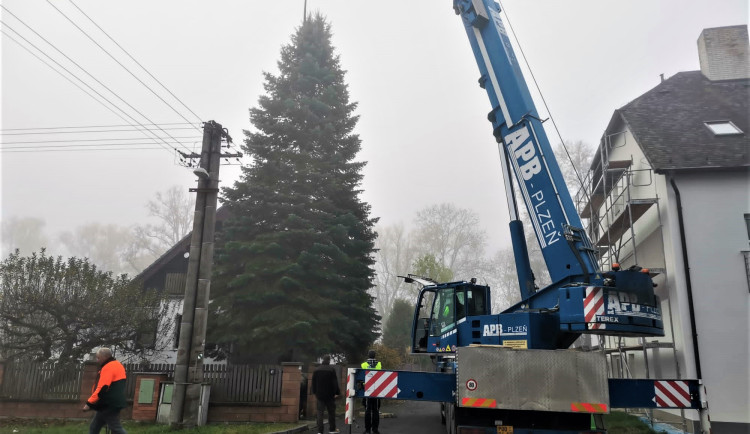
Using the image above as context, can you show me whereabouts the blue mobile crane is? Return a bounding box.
[347,1,709,433]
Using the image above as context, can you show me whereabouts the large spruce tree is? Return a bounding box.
[210,15,379,364]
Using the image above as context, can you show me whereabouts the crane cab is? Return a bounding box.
[410,280,491,354]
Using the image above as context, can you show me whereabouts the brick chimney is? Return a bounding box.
[697,25,750,81]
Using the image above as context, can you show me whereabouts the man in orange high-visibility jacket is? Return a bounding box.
[83,347,128,434]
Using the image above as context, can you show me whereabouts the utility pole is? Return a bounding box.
[170,120,240,428]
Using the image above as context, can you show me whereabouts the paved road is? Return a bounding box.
[305,399,446,434]
[378,400,446,434]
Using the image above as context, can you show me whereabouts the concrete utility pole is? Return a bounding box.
[170,120,238,428]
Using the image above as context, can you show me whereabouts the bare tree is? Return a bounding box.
[372,205,496,322]
[372,223,417,322]
[482,248,522,312]
[58,223,136,275]
[554,140,595,194]
[412,203,487,279]
[503,141,593,291]
[1,216,50,258]
[135,185,194,257]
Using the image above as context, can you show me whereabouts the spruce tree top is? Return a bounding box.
[211,14,379,364]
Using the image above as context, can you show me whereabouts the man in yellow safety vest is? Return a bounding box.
[361,350,382,434]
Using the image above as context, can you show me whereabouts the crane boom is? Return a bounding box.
[454,0,599,286]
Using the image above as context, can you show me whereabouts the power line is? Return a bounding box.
[0,6,192,153]
[0,123,194,131]
[67,0,203,124]
[46,0,202,131]
[1,136,201,145]
[0,27,174,156]
[1,141,198,149]
[1,147,169,153]
[1,127,198,135]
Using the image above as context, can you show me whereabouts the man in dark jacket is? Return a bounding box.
[311,355,340,434]
[83,347,128,434]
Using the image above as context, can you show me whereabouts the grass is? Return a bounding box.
[0,409,663,434]
[0,419,303,434]
[605,411,660,433]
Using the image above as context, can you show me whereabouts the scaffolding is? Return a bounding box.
[574,132,688,431]
[575,132,661,271]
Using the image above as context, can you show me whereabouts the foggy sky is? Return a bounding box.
[1,0,747,256]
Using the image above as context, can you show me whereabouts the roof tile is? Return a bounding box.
[618,71,750,171]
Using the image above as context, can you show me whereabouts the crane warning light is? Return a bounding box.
[612,263,621,271]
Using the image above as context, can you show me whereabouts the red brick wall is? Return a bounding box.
[80,361,99,403]
[0,401,133,420]
[131,374,167,421]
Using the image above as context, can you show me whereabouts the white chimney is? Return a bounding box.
[697,25,750,81]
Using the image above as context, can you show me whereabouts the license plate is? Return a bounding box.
[497,427,513,434]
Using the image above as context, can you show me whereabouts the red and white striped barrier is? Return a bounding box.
[345,368,355,425]
[584,286,606,330]
[654,380,691,408]
[364,370,399,398]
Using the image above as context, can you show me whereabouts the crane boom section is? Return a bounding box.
[454,0,598,283]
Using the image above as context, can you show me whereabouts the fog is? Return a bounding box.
[2,0,747,257]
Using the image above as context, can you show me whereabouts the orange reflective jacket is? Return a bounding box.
[87,358,127,409]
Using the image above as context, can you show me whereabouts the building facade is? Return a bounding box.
[124,207,232,364]
[576,25,749,433]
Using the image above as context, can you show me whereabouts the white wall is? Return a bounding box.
[666,170,750,425]
[589,123,750,426]
[114,297,182,364]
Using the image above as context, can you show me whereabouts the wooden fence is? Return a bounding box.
[0,361,82,401]
[1,361,282,404]
[204,364,282,403]
[121,362,282,404]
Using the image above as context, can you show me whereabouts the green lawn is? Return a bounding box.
[0,419,304,434]
[605,411,660,433]
[0,411,661,433]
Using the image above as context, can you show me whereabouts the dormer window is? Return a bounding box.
[704,120,743,135]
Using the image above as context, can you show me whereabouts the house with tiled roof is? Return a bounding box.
[576,25,749,433]
[129,206,232,363]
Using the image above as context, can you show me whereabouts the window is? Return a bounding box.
[165,273,187,296]
[704,121,743,135]
[464,288,488,317]
[174,314,182,349]
[456,290,466,321]
[430,288,456,336]
[136,319,158,349]
[456,286,488,319]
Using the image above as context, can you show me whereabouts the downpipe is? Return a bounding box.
[670,175,710,433]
